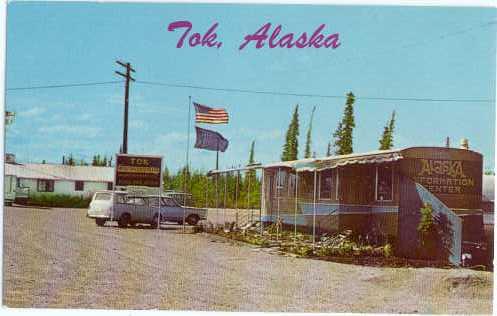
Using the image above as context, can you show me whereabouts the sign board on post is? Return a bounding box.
[115,154,163,188]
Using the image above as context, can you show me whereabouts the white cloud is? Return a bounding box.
[38,125,102,138]
[19,106,46,117]
[129,120,145,129]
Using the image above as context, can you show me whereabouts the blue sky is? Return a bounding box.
[5,2,496,172]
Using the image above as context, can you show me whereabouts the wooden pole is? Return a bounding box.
[115,61,135,154]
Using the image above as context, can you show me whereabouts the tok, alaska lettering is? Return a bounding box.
[239,22,341,50]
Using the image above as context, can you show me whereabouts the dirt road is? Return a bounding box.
[3,207,493,313]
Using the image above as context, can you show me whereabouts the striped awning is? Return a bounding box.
[316,150,403,170]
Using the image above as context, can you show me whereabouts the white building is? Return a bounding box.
[5,163,114,198]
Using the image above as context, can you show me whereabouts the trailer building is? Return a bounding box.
[258,146,484,264]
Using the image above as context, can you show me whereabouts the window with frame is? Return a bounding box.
[276,170,286,190]
[37,179,54,192]
[319,169,333,200]
[75,181,84,191]
[376,165,393,201]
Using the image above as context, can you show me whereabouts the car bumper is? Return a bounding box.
[87,210,111,219]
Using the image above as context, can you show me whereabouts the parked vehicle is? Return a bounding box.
[87,190,207,228]
[4,175,16,206]
[149,196,207,226]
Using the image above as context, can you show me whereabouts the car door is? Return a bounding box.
[161,197,181,221]
[131,197,149,223]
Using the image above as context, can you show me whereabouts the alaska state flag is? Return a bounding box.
[194,126,229,152]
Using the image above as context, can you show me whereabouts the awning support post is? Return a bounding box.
[276,167,281,241]
[294,170,298,243]
[313,169,317,248]
[235,170,239,227]
[247,170,251,225]
[260,168,265,237]
[223,172,227,227]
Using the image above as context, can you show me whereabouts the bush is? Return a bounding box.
[28,193,91,208]
[383,243,393,258]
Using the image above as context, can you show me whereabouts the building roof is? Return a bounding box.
[260,148,405,172]
[5,163,114,182]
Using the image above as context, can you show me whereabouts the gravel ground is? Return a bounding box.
[2,206,493,313]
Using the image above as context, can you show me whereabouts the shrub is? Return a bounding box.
[383,243,393,258]
[417,203,439,258]
[28,193,91,208]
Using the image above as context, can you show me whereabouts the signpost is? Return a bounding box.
[115,154,163,229]
[115,154,162,188]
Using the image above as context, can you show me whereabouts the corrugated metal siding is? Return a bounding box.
[397,175,462,265]
[6,163,114,182]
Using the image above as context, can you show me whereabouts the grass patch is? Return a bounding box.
[28,193,91,208]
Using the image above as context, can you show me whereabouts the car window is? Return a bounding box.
[115,194,127,204]
[147,198,161,207]
[127,197,146,206]
[162,197,178,207]
[94,193,112,201]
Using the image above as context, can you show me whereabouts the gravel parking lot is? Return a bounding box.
[2,206,493,313]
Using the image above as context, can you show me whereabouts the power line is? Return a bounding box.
[135,80,494,103]
[5,79,494,103]
[6,80,123,91]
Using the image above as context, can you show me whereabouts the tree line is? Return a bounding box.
[282,91,397,161]
[59,154,114,166]
[163,141,261,209]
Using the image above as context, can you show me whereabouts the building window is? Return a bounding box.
[107,182,113,190]
[37,179,54,192]
[276,170,286,190]
[75,181,84,191]
[376,165,393,201]
[319,169,333,200]
[287,174,296,196]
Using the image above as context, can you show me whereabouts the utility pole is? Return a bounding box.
[115,60,135,154]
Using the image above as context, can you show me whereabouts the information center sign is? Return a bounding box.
[115,154,162,188]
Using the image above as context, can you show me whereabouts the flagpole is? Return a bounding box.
[216,140,219,170]
[183,96,192,232]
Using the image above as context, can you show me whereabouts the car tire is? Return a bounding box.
[150,213,160,229]
[95,218,106,226]
[186,215,200,226]
[118,213,131,228]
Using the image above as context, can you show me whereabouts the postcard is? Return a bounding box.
[2,1,495,314]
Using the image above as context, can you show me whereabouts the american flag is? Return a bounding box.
[194,102,229,124]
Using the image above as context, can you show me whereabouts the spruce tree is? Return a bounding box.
[248,140,255,165]
[304,106,316,159]
[332,92,356,155]
[281,105,300,161]
[379,110,396,150]
[326,142,332,157]
[332,122,343,155]
[67,154,75,166]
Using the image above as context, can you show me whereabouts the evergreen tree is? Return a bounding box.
[378,110,396,150]
[332,122,343,155]
[67,154,75,166]
[326,142,332,157]
[332,92,356,155]
[248,140,255,165]
[304,106,316,159]
[281,105,300,161]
